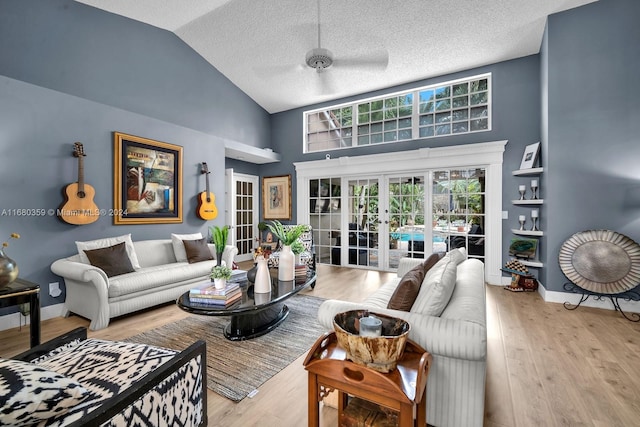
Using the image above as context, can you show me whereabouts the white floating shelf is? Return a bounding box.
[512,167,543,176]
[511,199,544,205]
[511,229,544,237]
[520,259,543,268]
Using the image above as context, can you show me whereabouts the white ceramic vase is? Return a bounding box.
[254,255,271,293]
[213,278,226,290]
[278,245,295,281]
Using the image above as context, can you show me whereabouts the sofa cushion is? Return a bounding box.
[0,358,89,426]
[387,253,442,311]
[76,234,141,270]
[411,249,465,316]
[107,261,216,298]
[171,233,203,262]
[83,242,136,277]
[183,238,214,264]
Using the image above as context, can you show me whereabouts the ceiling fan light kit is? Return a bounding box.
[305,47,333,73]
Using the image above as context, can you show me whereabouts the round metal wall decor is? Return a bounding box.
[559,230,640,295]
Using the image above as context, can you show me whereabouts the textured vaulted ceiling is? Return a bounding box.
[75,0,597,114]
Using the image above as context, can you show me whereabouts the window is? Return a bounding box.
[304,74,491,153]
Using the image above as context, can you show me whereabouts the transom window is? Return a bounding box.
[304,74,491,153]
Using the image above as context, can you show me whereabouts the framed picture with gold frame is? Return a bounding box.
[262,175,291,220]
[113,132,183,225]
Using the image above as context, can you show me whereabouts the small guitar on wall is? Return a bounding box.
[196,162,218,220]
[59,142,100,225]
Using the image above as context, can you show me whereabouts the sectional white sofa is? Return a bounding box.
[317,248,487,427]
[51,233,237,330]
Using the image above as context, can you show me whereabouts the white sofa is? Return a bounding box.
[317,249,486,427]
[51,236,238,331]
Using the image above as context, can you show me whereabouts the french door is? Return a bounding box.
[225,169,259,262]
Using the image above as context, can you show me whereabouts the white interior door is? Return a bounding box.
[226,169,259,262]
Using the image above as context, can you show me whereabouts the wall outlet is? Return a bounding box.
[49,282,62,297]
[502,210,509,219]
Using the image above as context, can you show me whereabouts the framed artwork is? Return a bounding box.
[113,132,183,225]
[519,142,541,170]
[262,175,291,220]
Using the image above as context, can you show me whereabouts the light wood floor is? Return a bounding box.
[1,263,639,426]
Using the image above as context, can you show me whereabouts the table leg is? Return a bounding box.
[398,402,413,427]
[308,372,319,427]
[416,397,426,427]
[29,290,41,347]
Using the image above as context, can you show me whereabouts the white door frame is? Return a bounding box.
[294,140,507,285]
[225,169,259,262]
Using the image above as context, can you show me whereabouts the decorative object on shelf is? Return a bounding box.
[113,132,183,225]
[509,238,538,259]
[266,221,309,281]
[210,264,232,289]
[333,310,410,373]
[210,225,229,266]
[253,254,271,293]
[559,230,640,321]
[518,185,526,200]
[262,175,292,220]
[519,141,541,170]
[530,179,538,200]
[518,215,526,231]
[530,209,539,231]
[0,233,20,288]
[291,240,305,265]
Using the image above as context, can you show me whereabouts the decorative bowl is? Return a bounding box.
[333,310,411,373]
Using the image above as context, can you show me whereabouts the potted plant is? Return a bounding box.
[267,221,309,281]
[209,225,229,266]
[210,264,232,289]
[290,240,305,265]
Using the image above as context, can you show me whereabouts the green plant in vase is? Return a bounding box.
[210,264,232,280]
[209,225,229,266]
[266,221,308,246]
[290,240,305,264]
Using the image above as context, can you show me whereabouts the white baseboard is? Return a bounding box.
[0,303,66,332]
[496,277,640,314]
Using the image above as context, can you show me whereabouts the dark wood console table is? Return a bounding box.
[304,331,432,426]
[0,279,41,347]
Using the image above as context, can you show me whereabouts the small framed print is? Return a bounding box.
[519,142,541,170]
[262,175,291,220]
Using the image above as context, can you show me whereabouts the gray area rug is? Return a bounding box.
[125,294,326,402]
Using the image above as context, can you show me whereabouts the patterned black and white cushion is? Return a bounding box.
[0,358,89,426]
[31,339,203,427]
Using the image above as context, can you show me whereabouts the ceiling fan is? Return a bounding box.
[304,0,388,74]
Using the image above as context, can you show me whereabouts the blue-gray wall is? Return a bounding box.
[268,56,542,276]
[542,0,640,292]
[0,0,267,311]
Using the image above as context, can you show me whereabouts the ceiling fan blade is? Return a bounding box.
[332,49,389,70]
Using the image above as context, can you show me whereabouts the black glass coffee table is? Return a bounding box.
[177,270,317,341]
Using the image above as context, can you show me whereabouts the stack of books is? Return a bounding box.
[228,269,248,283]
[295,264,307,278]
[189,282,241,306]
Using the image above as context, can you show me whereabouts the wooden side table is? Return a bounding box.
[303,331,432,427]
[0,279,41,347]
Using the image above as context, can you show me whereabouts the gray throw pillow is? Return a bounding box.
[182,238,214,264]
[83,241,135,277]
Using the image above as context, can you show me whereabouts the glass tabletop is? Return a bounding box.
[177,269,317,315]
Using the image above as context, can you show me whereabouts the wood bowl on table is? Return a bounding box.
[333,310,410,373]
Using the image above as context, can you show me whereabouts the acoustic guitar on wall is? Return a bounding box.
[59,142,100,225]
[196,162,218,220]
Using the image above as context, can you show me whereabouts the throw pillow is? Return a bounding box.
[387,253,442,311]
[76,234,141,270]
[171,233,203,262]
[411,257,458,317]
[83,242,136,277]
[182,238,214,264]
[0,358,89,426]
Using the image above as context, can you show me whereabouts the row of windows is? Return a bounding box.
[305,74,491,153]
